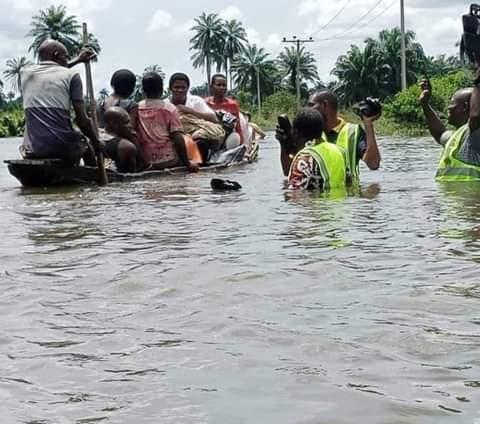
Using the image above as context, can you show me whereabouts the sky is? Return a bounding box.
[0,0,473,95]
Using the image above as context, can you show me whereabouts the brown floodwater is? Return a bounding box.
[0,135,479,424]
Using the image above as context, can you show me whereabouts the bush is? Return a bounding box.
[383,70,473,126]
[261,90,297,120]
[0,107,25,137]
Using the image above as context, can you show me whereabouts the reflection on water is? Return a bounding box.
[1,136,480,424]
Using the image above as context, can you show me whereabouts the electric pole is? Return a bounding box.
[256,67,261,113]
[400,0,407,91]
[282,36,314,108]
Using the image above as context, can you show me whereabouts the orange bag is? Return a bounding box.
[184,135,203,164]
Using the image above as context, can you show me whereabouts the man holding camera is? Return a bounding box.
[277,89,381,181]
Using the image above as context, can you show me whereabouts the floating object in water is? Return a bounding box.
[210,178,242,191]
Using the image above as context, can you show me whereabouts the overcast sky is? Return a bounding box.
[0,0,472,94]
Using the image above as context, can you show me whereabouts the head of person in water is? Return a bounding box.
[142,72,164,99]
[307,89,339,132]
[292,108,324,145]
[447,88,472,128]
[211,74,227,99]
[38,39,69,67]
[110,69,136,99]
[169,73,190,105]
[103,106,135,140]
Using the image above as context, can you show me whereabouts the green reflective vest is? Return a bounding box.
[289,142,347,189]
[436,125,480,181]
[321,121,361,181]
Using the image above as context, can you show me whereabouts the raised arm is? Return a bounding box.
[361,116,381,170]
[419,79,448,145]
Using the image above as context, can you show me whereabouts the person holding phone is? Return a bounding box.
[276,89,381,180]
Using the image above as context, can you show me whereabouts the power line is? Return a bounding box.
[308,0,354,38]
[312,0,396,43]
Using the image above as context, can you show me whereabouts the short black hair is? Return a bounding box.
[110,69,136,97]
[211,73,226,86]
[169,73,190,89]
[142,72,164,98]
[293,108,324,141]
[313,90,338,111]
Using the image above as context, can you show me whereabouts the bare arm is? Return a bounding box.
[361,118,381,170]
[67,48,96,68]
[419,79,448,145]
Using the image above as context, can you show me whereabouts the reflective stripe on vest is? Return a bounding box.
[320,121,359,180]
[295,142,347,189]
[435,125,480,181]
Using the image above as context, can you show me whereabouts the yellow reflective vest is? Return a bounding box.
[289,142,348,189]
[436,125,480,181]
[320,119,361,181]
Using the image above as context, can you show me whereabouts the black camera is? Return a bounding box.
[353,97,382,118]
[461,4,480,63]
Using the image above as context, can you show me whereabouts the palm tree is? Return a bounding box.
[74,31,101,61]
[190,13,225,88]
[232,44,278,101]
[3,57,33,94]
[366,28,427,94]
[332,42,391,105]
[277,46,319,93]
[28,5,80,57]
[222,20,247,89]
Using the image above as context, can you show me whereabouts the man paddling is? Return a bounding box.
[20,40,100,165]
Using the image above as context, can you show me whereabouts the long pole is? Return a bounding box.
[256,67,261,113]
[82,23,107,186]
[400,0,407,91]
[282,36,314,109]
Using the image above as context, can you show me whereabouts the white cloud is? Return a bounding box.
[173,19,195,37]
[147,9,174,32]
[219,5,243,21]
[246,27,260,45]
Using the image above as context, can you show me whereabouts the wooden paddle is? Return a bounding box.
[82,22,108,186]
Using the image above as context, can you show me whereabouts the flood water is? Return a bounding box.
[1,135,479,424]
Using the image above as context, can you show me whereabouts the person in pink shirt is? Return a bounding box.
[205,74,244,147]
[134,72,198,172]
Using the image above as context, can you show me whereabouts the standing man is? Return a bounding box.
[277,90,381,180]
[420,76,480,181]
[20,40,100,165]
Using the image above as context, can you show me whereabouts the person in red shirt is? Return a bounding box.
[134,72,198,172]
[205,74,244,147]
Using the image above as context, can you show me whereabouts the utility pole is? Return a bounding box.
[400,0,407,91]
[282,36,314,109]
[256,67,261,113]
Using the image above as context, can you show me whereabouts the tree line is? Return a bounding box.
[0,5,468,136]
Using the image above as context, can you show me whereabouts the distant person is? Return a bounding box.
[243,111,266,140]
[101,107,137,172]
[288,108,349,190]
[20,40,99,165]
[420,78,480,180]
[134,72,198,172]
[276,90,381,179]
[206,73,244,148]
[166,72,224,162]
[97,69,138,131]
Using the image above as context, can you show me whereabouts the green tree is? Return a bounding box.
[277,46,319,93]
[28,5,80,57]
[425,54,463,78]
[231,44,278,102]
[190,13,225,88]
[332,42,390,105]
[98,88,109,102]
[222,19,247,89]
[75,31,101,61]
[3,57,33,94]
[367,28,427,94]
